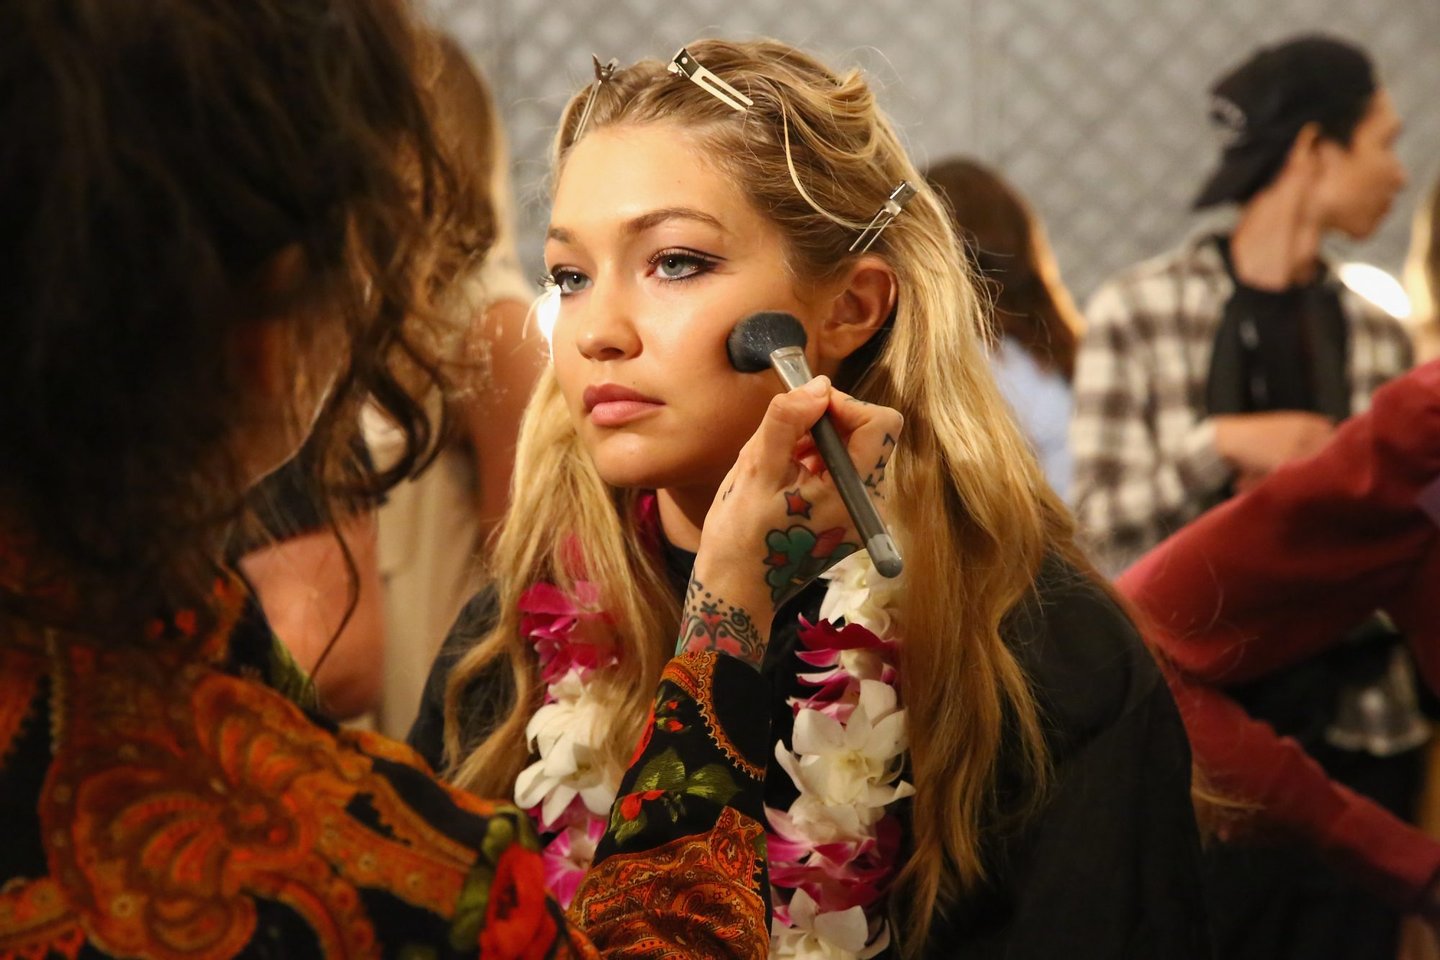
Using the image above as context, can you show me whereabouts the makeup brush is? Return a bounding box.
[726,311,902,578]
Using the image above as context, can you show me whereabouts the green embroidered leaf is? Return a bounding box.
[682,763,741,805]
[479,815,517,865]
[613,810,646,846]
[632,747,687,792]
[447,861,494,951]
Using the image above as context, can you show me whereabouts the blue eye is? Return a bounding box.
[651,249,718,282]
[546,269,591,296]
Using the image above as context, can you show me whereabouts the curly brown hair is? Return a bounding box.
[0,0,488,640]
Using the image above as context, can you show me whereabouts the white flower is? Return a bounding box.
[771,889,889,959]
[514,668,622,826]
[819,552,904,636]
[774,680,914,842]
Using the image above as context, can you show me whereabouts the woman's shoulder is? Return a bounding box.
[1006,553,1164,756]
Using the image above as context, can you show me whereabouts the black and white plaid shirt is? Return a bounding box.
[1069,233,1414,575]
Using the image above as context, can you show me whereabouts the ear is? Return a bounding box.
[814,254,898,368]
[1283,121,1326,180]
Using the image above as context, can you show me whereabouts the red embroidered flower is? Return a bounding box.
[478,845,553,959]
[618,789,665,821]
[628,708,657,766]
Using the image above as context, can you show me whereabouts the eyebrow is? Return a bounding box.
[546,206,728,245]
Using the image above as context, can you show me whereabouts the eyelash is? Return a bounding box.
[541,248,722,295]
[648,248,721,283]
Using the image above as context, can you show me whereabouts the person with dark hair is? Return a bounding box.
[0,2,888,955]
[926,157,1084,497]
[1070,33,1417,960]
[1071,34,1412,575]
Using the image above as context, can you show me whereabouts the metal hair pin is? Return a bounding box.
[849,181,918,253]
[667,47,753,113]
[574,55,620,139]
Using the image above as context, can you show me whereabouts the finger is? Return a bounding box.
[820,388,902,492]
[739,376,831,486]
[822,386,904,443]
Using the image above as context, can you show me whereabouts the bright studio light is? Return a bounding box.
[533,285,561,345]
[1337,262,1411,320]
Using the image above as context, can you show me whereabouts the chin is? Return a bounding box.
[585,445,682,492]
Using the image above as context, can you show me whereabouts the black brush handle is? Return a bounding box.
[767,346,903,578]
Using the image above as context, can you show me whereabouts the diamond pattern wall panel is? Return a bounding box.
[428,0,1440,301]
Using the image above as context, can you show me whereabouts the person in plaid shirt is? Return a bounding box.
[1072,34,1420,960]
[1070,36,1412,578]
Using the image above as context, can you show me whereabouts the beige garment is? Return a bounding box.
[371,110,535,740]
[374,446,483,738]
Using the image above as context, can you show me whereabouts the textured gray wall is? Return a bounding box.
[427,0,1440,301]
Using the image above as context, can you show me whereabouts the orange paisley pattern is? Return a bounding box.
[0,646,41,767]
[0,877,85,960]
[568,807,767,959]
[39,635,484,960]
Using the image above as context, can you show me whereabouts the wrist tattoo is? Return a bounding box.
[676,576,767,667]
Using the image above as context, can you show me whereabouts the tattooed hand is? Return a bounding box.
[682,376,902,664]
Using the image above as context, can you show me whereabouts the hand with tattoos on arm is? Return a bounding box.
[680,375,902,668]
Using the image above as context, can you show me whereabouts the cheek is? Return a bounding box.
[549,327,584,407]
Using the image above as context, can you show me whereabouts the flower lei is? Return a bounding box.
[511,579,622,908]
[512,552,909,960]
[768,552,910,959]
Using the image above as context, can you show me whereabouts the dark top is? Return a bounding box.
[1207,235,1350,422]
[409,545,1213,959]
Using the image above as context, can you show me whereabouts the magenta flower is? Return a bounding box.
[519,580,617,684]
[540,814,607,908]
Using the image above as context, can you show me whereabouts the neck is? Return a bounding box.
[1230,207,1323,289]
[655,485,715,553]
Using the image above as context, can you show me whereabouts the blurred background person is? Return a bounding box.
[1070,34,1411,576]
[926,157,1083,498]
[1120,359,1440,958]
[237,36,544,733]
[368,34,545,738]
[1069,35,1418,960]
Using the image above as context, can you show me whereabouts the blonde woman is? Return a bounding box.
[410,39,1210,958]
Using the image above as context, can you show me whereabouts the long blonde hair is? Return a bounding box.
[1404,175,1440,363]
[444,38,1093,954]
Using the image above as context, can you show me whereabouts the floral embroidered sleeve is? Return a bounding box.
[568,650,772,956]
[0,582,774,960]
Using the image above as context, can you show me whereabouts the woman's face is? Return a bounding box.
[545,123,836,497]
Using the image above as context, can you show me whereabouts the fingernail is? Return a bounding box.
[804,376,829,395]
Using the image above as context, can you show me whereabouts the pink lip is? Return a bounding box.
[583,384,664,427]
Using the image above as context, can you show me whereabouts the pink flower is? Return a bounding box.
[540,815,607,909]
[519,581,617,684]
[790,619,900,722]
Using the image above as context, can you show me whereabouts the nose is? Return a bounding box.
[576,303,639,364]
[575,279,642,362]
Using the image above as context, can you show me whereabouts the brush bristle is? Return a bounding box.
[726,311,808,372]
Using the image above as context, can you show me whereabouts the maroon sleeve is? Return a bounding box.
[1118,358,1440,906]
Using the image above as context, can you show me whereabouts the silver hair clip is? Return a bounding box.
[667,47,753,113]
[849,181,917,253]
[574,55,619,139]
